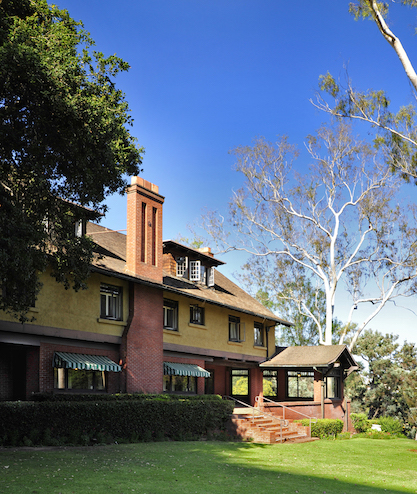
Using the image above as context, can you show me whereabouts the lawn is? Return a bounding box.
[0,438,417,494]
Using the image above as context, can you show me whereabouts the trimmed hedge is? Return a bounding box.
[298,418,344,438]
[351,413,404,435]
[0,395,234,446]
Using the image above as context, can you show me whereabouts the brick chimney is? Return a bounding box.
[126,177,164,283]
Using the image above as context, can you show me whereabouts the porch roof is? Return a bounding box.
[260,345,358,374]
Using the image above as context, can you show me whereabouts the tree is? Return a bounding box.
[347,329,417,421]
[0,0,143,320]
[239,265,350,346]
[314,1,417,179]
[204,122,417,349]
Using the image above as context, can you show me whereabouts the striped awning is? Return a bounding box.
[163,362,210,378]
[53,352,121,372]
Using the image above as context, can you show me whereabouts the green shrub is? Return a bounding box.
[298,419,344,438]
[377,416,404,435]
[351,413,371,433]
[0,396,234,447]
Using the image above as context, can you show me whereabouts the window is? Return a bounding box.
[152,207,157,266]
[141,202,146,263]
[189,260,201,281]
[263,370,278,397]
[176,256,188,277]
[190,304,205,325]
[231,369,249,397]
[74,220,85,237]
[163,375,197,394]
[325,368,341,399]
[207,267,215,287]
[163,299,178,330]
[254,322,264,346]
[287,370,314,399]
[229,315,242,342]
[100,284,123,320]
[54,368,106,391]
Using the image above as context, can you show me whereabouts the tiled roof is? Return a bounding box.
[87,222,291,325]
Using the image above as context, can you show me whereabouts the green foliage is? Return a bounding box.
[298,418,343,438]
[0,396,234,446]
[0,0,143,319]
[377,416,404,434]
[351,413,371,433]
[349,330,417,423]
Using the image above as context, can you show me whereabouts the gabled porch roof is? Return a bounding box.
[260,344,358,376]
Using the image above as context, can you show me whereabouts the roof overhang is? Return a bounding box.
[260,345,358,377]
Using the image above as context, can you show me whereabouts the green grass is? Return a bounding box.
[1,438,417,493]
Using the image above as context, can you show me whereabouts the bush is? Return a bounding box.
[377,416,404,435]
[298,419,344,438]
[0,395,234,447]
[351,413,371,433]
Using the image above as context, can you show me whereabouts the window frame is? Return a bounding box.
[286,370,314,400]
[163,374,197,394]
[163,299,179,331]
[190,304,205,325]
[228,315,242,342]
[176,256,188,277]
[100,283,123,321]
[325,368,341,399]
[54,368,107,392]
[254,322,264,347]
[263,369,278,398]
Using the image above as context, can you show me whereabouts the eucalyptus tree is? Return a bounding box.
[315,1,417,179]
[204,122,417,350]
[0,0,143,320]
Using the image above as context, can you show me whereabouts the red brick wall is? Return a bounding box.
[26,347,40,399]
[250,367,263,405]
[162,252,176,276]
[39,342,121,394]
[126,177,164,283]
[123,283,163,393]
[206,364,227,396]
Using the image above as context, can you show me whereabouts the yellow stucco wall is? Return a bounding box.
[0,269,128,337]
[163,292,275,358]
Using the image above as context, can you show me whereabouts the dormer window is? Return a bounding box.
[176,257,188,277]
[190,260,201,281]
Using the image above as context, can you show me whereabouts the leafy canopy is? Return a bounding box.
[0,0,144,319]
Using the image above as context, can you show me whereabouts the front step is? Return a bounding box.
[232,409,311,444]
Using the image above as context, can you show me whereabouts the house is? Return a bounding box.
[0,177,288,404]
[0,176,356,427]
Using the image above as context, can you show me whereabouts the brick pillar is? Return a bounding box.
[123,283,164,393]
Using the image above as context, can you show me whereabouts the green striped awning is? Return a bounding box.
[53,352,121,372]
[163,362,210,378]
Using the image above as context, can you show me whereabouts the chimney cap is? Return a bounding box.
[131,176,159,194]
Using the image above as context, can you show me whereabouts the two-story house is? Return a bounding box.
[0,177,356,426]
[0,177,289,404]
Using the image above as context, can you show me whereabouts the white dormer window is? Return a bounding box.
[207,267,214,287]
[176,256,188,277]
[189,260,201,281]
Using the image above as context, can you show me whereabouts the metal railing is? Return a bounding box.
[225,395,290,443]
[255,396,317,439]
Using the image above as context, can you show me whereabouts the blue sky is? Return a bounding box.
[56,0,417,343]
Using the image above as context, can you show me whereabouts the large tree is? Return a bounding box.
[0,0,143,320]
[204,122,417,349]
[346,329,417,421]
[315,1,417,179]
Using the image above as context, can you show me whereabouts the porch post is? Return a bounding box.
[321,380,325,419]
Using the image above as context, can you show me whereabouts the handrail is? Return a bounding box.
[224,395,290,443]
[256,396,317,439]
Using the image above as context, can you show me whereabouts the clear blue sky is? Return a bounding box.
[57,0,417,344]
